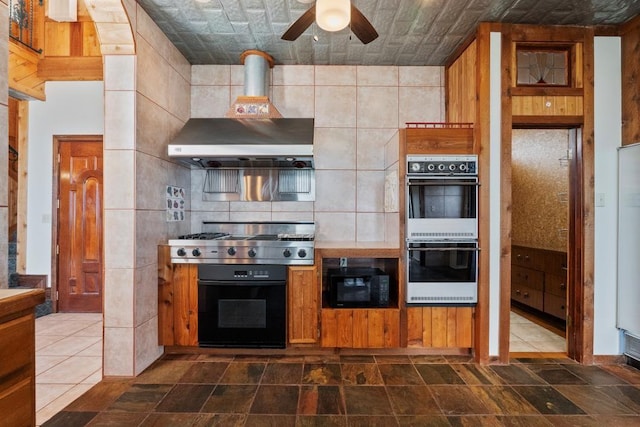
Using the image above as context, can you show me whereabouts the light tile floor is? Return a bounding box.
[510,310,566,352]
[33,311,561,424]
[35,313,103,426]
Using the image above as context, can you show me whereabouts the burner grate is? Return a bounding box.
[178,232,229,240]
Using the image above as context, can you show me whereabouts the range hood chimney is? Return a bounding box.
[168,50,314,169]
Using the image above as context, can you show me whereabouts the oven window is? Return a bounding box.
[408,242,478,283]
[218,299,267,328]
[407,179,477,220]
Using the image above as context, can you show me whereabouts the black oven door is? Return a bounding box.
[198,280,286,348]
[406,241,478,305]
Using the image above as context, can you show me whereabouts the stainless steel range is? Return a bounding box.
[169,221,315,265]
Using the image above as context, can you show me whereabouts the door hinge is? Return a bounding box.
[56,291,59,301]
[56,245,59,255]
[57,153,60,163]
[57,199,60,209]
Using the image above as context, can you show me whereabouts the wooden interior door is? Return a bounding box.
[57,138,103,312]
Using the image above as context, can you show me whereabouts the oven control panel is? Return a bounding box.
[407,155,477,175]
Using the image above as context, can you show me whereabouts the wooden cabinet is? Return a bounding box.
[287,266,318,345]
[406,307,473,348]
[0,289,45,427]
[321,308,400,348]
[511,245,567,320]
[158,246,198,346]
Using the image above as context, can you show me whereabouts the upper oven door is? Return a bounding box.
[406,176,478,240]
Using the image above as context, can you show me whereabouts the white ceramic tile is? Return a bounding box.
[357,66,398,86]
[509,340,538,352]
[271,201,314,212]
[135,317,163,376]
[135,152,167,211]
[399,86,444,125]
[72,322,103,337]
[191,211,230,231]
[104,268,134,328]
[104,90,135,150]
[272,85,315,118]
[384,131,401,169]
[272,211,314,222]
[273,65,314,86]
[104,55,136,91]
[315,212,356,242]
[315,65,357,86]
[357,86,399,129]
[399,66,443,87]
[315,86,357,128]
[384,212,400,245]
[191,85,231,118]
[104,327,134,376]
[229,211,272,222]
[135,210,168,267]
[192,65,230,85]
[37,320,97,337]
[36,383,94,426]
[314,170,356,212]
[136,93,186,160]
[230,65,244,86]
[76,341,103,357]
[356,213,386,242]
[357,128,398,170]
[36,355,69,376]
[104,210,135,269]
[35,383,74,411]
[104,149,135,210]
[135,264,158,326]
[36,335,65,351]
[37,353,100,384]
[314,127,357,170]
[231,84,244,102]
[357,170,385,212]
[37,336,101,357]
[230,201,272,212]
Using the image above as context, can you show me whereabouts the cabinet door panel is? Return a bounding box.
[288,266,318,344]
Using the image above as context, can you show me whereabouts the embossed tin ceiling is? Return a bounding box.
[135,0,640,66]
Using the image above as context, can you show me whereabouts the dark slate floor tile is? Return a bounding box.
[343,386,393,415]
[192,413,246,427]
[410,355,449,364]
[135,360,193,384]
[494,416,554,426]
[511,385,585,415]
[467,385,539,415]
[84,411,147,426]
[42,411,97,427]
[139,413,210,427]
[297,415,348,426]
[303,363,342,384]
[154,384,214,413]
[563,365,629,385]
[541,415,602,426]
[452,364,504,385]
[250,385,300,414]
[341,363,384,385]
[429,385,491,416]
[554,385,637,415]
[415,364,465,385]
[108,383,173,412]
[298,385,345,415]
[347,415,399,426]
[64,380,134,412]
[512,358,572,365]
[448,415,552,426]
[598,385,640,413]
[524,364,587,385]
[445,355,475,364]
[375,355,412,364]
[261,362,303,384]
[590,415,640,426]
[599,364,640,384]
[201,384,257,413]
[218,362,266,384]
[490,365,546,385]
[178,362,229,384]
[340,355,376,363]
[244,414,296,427]
[378,364,424,385]
[397,415,451,426]
[386,386,441,415]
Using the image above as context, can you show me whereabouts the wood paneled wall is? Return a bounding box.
[621,15,640,145]
[446,40,477,123]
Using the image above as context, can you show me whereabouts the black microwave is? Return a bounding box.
[327,267,390,308]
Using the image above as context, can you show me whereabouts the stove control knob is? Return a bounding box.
[449,163,457,171]
[248,248,257,258]
[459,163,467,171]
[297,249,307,258]
[192,248,201,257]
[227,247,236,256]
[177,248,186,256]
[410,162,421,172]
[283,249,292,258]
[427,163,435,171]
[438,163,446,171]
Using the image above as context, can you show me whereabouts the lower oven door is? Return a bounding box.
[406,241,478,305]
[198,280,286,348]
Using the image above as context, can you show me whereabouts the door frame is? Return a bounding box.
[51,135,104,313]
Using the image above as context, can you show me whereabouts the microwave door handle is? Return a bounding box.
[407,181,479,187]
[407,247,481,252]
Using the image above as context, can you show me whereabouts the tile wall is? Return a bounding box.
[0,1,8,287]
[190,64,444,243]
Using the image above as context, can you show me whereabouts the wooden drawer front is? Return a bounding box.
[0,315,33,381]
[511,286,543,311]
[0,378,33,427]
[321,309,400,348]
[544,293,567,320]
[544,251,567,277]
[406,307,473,348]
[546,274,567,297]
[512,266,544,290]
[512,246,545,270]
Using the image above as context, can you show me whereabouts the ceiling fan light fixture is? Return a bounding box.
[316,0,351,32]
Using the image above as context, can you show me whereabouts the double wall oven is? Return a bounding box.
[169,222,314,348]
[406,155,479,305]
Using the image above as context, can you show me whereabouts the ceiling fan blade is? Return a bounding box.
[282,5,316,41]
[350,5,378,44]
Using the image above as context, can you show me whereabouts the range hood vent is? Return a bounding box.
[168,50,314,169]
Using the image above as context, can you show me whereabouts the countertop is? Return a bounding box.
[0,288,46,316]
[315,241,401,250]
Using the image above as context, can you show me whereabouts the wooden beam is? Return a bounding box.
[16,100,29,275]
[37,57,103,80]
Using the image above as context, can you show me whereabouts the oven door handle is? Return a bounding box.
[198,280,285,287]
[407,180,479,186]
[406,247,480,252]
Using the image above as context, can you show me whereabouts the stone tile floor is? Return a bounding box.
[41,353,640,426]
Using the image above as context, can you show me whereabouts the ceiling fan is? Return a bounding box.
[282,0,379,45]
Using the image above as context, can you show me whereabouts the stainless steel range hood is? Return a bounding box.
[168,50,314,169]
[167,117,314,168]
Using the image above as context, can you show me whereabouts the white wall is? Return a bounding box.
[593,37,622,354]
[26,81,104,281]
